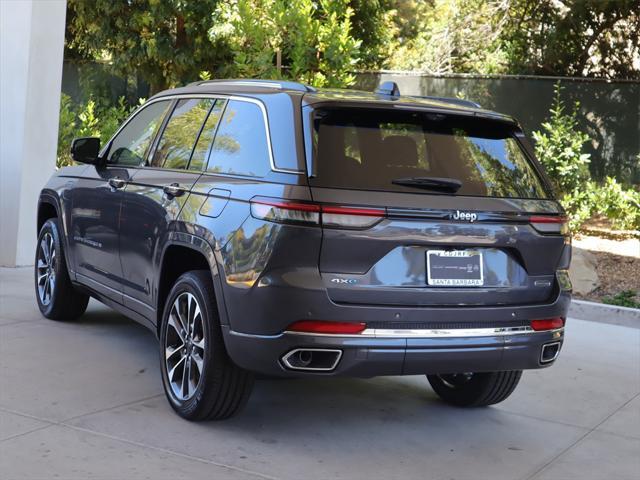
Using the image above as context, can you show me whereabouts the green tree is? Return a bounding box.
[503,0,640,79]
[211,0,362,87]
[387,0,510,74]
[66,0,229,93]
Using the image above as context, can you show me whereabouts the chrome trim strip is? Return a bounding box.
[100,94,304,175]
[283,326,564,338]
[281,348,343,372]
[229,326,564,339]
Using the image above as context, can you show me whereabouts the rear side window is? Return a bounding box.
[310,108,549,199]
[189,100,225,171]
[107,100,171,166]
[206,100,270,177]
[151,98,214,170]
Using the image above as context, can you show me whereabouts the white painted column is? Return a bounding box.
[0,0,67,266]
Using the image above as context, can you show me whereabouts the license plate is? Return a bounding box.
[426,250,484,286]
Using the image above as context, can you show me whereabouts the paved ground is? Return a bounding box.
[1,267,639,480]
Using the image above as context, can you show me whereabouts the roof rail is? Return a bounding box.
[410,95,481,109]
[192,79,316,92]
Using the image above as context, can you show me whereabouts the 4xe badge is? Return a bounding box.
[451,210,478,222]
[331,278,357,284]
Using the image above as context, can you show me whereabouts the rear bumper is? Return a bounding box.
[222,323,565,377]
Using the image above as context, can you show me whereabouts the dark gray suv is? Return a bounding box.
[35,79,571,420]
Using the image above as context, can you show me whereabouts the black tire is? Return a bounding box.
[427,371,523,407]
[159,270,254,421]
[34,218,89,320]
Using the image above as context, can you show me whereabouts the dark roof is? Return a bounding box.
[150,79,517,125]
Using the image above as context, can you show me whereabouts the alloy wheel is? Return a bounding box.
[36,233,56,306]
[165,292,206,401]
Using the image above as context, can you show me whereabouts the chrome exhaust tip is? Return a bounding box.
[281,348,342,371]
[540,341,562,364]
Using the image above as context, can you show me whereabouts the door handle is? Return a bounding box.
[163,183,186,198]
[108,177,126,190]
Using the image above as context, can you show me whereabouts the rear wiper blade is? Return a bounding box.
[392,176,462,193]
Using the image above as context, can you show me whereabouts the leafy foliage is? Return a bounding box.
[502,0,640,79]
[602,290,640,309]
[211,0,361,87]
[532,84,591,194]
[66,0,229,93]
[533,84,640,232]
[387,0,510,74]
[57,94,136,168]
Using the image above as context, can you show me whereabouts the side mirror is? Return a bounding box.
[71,137,101,165]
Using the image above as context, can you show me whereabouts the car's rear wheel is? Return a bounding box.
[35,218,89,320]
[159,270,254,420]
[427,370,522,407]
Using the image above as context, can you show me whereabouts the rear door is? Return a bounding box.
[119,98,222,317]
[306,106,568,308]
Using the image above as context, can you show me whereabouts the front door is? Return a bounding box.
[119,98,224,318]
[70,99,172,303]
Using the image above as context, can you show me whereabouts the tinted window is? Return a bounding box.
[310,108,548,199]
[107,100,171,166]
[151,98,214,170]
[189,100,225,171]
[206,100,270,177]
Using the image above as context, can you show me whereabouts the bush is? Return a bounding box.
[533,84,640,232]
[602,290,640,309]
[57,94,137,168]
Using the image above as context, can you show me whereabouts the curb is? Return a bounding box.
[569,299,640,328]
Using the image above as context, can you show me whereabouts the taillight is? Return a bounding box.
[529,215,569,235]
[287,320,367,334]
[250,198,320,225]
[530,317,565,331]
[250,197,386,229]
[321,205,385,229]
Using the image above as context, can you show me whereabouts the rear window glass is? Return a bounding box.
[309,108,548,199]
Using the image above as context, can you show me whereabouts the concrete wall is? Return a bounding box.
[0,0,67,266]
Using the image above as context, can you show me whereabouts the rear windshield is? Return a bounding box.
[309,108,549,199]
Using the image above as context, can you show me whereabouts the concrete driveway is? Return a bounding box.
[1,267,638,480]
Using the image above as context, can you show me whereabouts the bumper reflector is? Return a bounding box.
[530,317,565,331]
[287,320,367,335]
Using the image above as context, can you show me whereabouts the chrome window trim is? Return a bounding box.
[100,93,304,175]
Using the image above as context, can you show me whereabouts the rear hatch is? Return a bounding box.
[306,105,570,307]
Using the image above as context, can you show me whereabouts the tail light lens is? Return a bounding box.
[322,205,385,229]
[530,317,565,331]
[287,320,367,334]
[529,215,569,235]
[250,197,386,229]
[250,198,320,225]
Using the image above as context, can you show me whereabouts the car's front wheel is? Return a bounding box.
[427,370,522,407]
[159,270,254,420]
[34,218,89,320]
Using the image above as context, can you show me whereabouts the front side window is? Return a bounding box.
[310,108,549,199]
[151,98,214,170]
[107,100,171,166]
[206,100,270,177]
